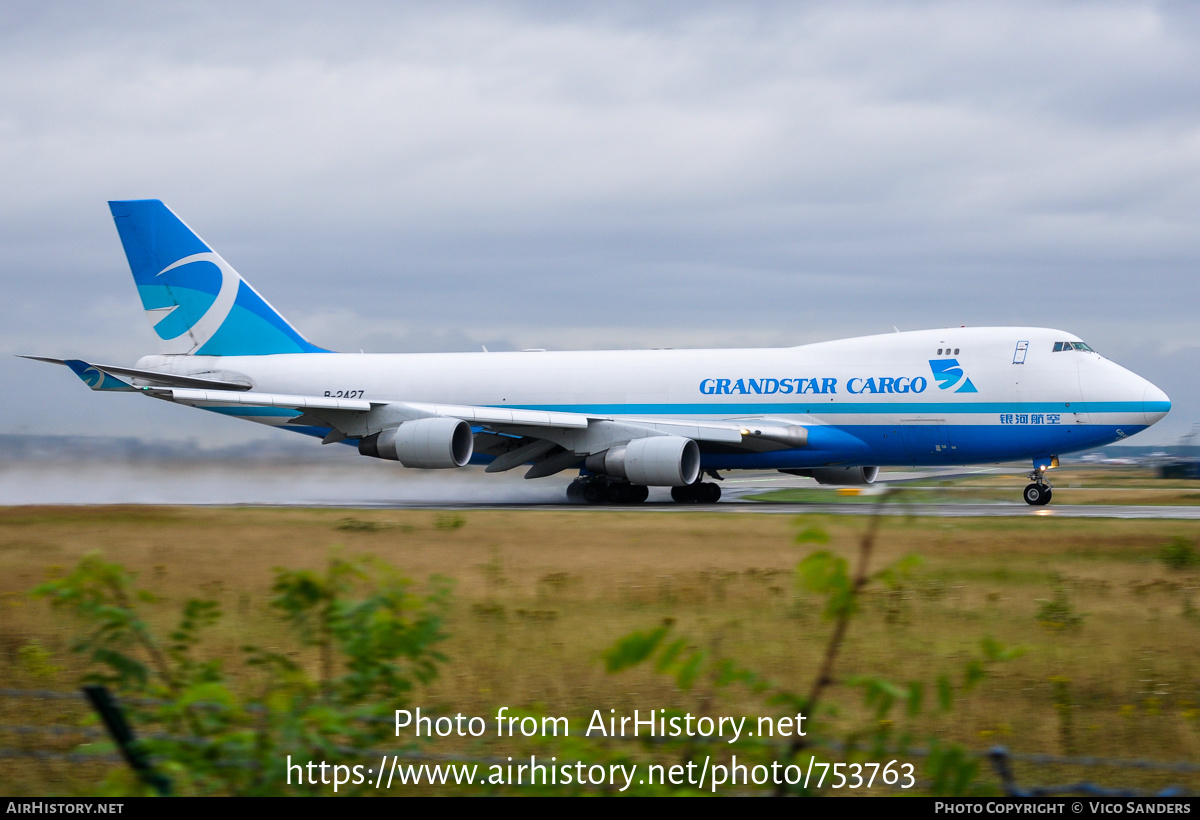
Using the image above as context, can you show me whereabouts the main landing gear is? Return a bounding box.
[670,481,722,504]
[565,476,723,504]
[566,476,650,505]
[1023,470,1053,506]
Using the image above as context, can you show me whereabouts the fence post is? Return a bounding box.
[988,746,1024,796]
[82,685,172,796]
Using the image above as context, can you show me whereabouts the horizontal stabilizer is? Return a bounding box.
[20,356,253,391]
[63,359,136,391]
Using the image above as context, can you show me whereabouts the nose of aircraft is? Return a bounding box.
[1143,382,1171,426]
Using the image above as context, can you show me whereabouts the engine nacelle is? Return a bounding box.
[782,466,879,485]
[358,418,474,468]
[584,436,700,487]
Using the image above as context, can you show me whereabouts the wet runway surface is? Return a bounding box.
[333,498,1200,519]
[717,501,1200,519]
[5,462,1197,518]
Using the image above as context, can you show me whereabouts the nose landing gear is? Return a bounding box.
[1023,481,1052,506]
[1022,465,1054,506]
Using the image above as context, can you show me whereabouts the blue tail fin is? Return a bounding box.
[108,200,327,355]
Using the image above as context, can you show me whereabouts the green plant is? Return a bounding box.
[1035,589,1084,630]
[34,552,450,795]
[434,513,465,531]
[1049,676,1075,754]
[334,517,412,533]
[16,640,62,681]
[604,495,1019,795]
[1159,537,1198,571]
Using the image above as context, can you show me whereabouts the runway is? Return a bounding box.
[334,498,1200,519]
[715,500,1200,519]
[4,461,1198,518]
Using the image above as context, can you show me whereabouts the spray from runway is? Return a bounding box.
[0,458,570,507]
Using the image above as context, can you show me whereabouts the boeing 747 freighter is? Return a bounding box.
[25,200,1171,505]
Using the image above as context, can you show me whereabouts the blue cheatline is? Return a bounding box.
[496,401,1160,415]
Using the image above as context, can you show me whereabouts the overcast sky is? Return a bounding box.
[2,1,1197,447]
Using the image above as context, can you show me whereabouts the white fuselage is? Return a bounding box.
[135,326,1169,470]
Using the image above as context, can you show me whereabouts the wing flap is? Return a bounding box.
[405,402,589,429]
[601,416,808,447]
[149,387,373,412]
[118,383,808,452]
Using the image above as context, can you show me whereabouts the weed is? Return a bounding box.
[33,552,450,795]
[16,640,61,681]
[1159,537,1198,570]
[1050,676,1075,754]
[335,517,412,533]
[471,602,506,621]
[434,513,466,531]
[1035,589,1084,630]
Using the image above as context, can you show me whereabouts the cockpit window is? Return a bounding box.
[1054,341,1095,352]
[1053,342,1065,352]
[1071,342,1093,351]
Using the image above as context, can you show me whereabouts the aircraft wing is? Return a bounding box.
[28,352,812,476]
[149,387,377,412]
[139,386,809,474]
[145,386,789,440]
[148,388,589,426]
[28,356,808,453]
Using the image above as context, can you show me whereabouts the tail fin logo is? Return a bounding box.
[110,199,328,356]
[928,359,978,393]
[149,252,242,354]
[62,360,135,392]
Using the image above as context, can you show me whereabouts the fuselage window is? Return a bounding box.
[953,348,959,355]
[937,349,942,355]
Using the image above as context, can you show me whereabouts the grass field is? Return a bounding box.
[1,503,1198,795]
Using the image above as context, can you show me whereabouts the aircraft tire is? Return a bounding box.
[699,482,722,503]
[671,485,696,503]
[628,485,649,503]
[1023,483,1049,506]
[606,483,631,503]
[583,482,605,504]
[566,481,585,503]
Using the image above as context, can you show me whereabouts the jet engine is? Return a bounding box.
[781,466,879,485]
[584,436,700,487]
[358,418,474,468]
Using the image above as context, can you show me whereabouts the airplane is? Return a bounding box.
[24,200,1171,506]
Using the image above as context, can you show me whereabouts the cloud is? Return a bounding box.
[1,1,1197,443]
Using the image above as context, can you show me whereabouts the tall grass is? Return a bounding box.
[0,506,1197,793]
